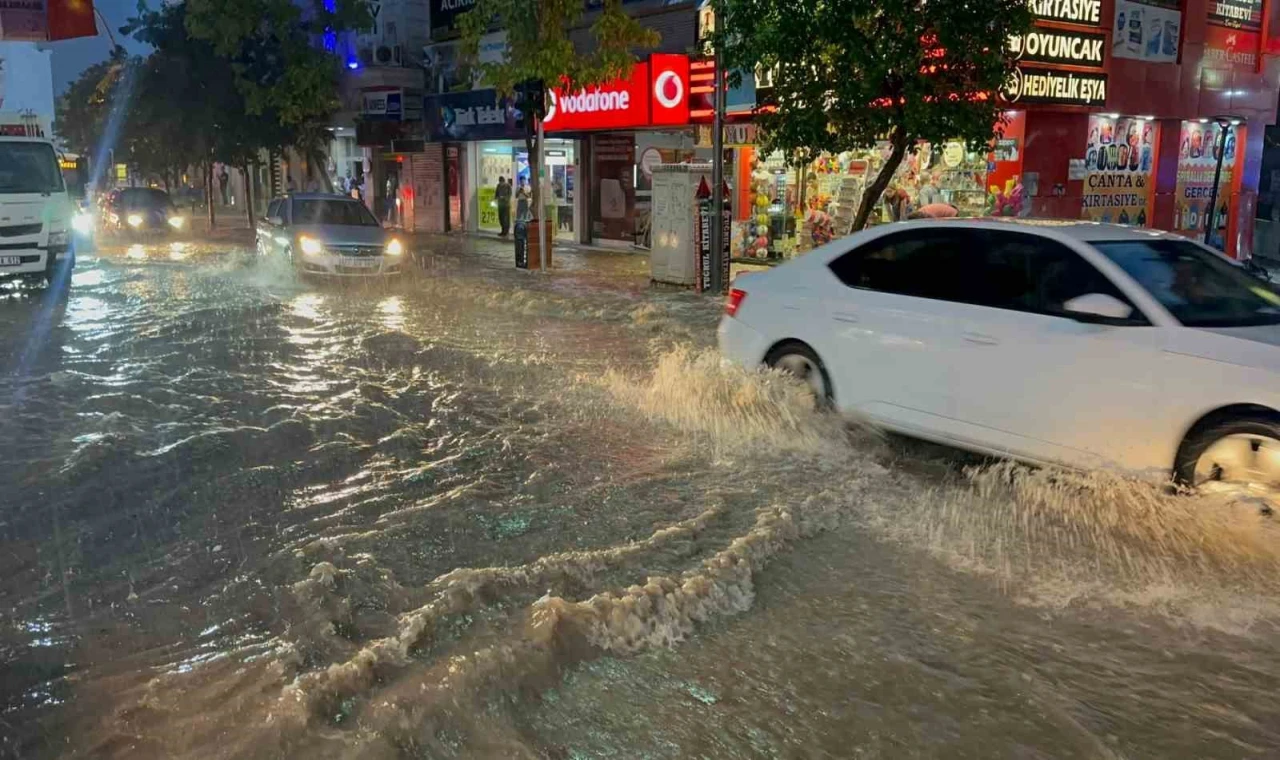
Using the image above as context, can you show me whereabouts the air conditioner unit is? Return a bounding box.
[376,45,393,64]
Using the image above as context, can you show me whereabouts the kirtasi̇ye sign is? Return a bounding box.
[1009,27,1106,66]
[1081,114,1158,225]
[1028,0,1102,26]
[1003,0,1108,108]
[1002,67,1107,105]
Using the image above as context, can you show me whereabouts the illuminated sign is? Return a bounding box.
[59,159,77,170]
[1028,0,1102,25]
[1001,66,1107,105]
[1010,28,1106,67]
[543,55,690,132]
[1210,0,1262,30]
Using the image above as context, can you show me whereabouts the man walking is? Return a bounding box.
[495,176,512,236]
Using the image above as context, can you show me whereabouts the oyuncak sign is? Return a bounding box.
[542,54,690,132]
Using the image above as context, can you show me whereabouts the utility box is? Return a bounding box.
[649,163,712,286]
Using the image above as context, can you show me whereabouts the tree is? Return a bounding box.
[458,0,659,243]
[713,0,1032,231]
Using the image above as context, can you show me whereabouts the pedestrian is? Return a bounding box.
[495,176,512,236]
[218,165,230,205]
[515,179,531,222]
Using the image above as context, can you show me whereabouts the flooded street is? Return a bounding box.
[4,236,1280,759]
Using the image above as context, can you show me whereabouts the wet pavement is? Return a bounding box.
[3,233,1280,759]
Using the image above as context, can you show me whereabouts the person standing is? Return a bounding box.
[218,165,230,205]
[515,179,531,222]
[495,176,512,236]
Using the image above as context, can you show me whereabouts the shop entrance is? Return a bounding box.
[476,139,577,239]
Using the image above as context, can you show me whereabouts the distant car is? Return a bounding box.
[719,219,1280,501]
[256,193,405,276]
[101,188,186,235]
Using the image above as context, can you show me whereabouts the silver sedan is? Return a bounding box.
[256,193,406,276]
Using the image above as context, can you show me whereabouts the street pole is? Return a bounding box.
[1204,121,1231,247]
[538,105,549,270]
[709,36,726,294]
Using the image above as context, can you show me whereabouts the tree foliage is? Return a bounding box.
[713,0,1032,230]
[458,0,659,218]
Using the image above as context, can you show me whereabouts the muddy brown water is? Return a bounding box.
[2,239,1279,758]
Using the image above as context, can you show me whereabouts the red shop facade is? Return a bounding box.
[1003,0,1280,258]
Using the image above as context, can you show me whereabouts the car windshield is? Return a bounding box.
[119,188,175,210]
[0,141,65,195]
[1093,239,1280,327]
[292,199,378,226]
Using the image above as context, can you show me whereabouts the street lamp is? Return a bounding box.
[1204,115,1242,248]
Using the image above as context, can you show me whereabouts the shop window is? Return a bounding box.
[973,231,1138,317]
[828,229,978,302]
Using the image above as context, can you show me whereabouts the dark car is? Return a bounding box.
[102,188,187,235]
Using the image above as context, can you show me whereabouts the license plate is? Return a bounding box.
[0,256,19,267]
[341,257,379,268]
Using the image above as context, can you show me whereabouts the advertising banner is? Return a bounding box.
[1112,0,1181,62]
[1001,67,1107,106]
[1010,27,1106,67]
[1081,115,1157,225]
[1173,120,1239,247]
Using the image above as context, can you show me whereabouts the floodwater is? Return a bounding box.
[3,236,1280,759]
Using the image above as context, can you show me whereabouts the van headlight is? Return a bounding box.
[127,213,144,227]
[48,229,69,246]
[299,235,325,256]
[384,238,403,256]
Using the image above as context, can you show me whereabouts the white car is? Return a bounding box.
[719,219,1280,498]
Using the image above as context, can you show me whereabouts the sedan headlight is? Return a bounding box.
[127,213,144,228]
[167,216,186,229]
[299,235,325,256]
[384,238,404,256]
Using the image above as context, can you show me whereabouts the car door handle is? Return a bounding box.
[962,331,999,345]
[831,312,859,323]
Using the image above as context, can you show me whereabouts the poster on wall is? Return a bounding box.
[1081,115,1157,226]
[1112,0,1181,62]
[592,133,636,242]
[1173,120,1239,247]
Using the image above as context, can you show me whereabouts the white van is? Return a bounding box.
[0,134,75,285]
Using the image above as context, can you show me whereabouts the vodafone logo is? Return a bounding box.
[653,69,684,109]
[541,55,691,132]
[544,87,632,124]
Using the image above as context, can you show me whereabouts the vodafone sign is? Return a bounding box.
[543,55,690,132]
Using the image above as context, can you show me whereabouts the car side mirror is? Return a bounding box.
[1063,293,1134,321]
[268,215,283,226]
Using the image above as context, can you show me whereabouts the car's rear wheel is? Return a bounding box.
[1174,415,1280,507]
[764,341,833,407]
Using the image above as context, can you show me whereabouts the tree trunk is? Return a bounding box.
[243,162,255,233]
[206,163,216,229]
[851,129,910,233]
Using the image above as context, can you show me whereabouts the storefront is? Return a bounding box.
[707,0,1279,262]
[472,138,579,238]
[542,54,699,248]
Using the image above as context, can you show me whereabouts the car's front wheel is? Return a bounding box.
[764,341,833,407]
[1174,414,1280,506]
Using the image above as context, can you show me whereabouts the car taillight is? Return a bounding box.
[725,288,747,317]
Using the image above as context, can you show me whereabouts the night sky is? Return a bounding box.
[49,0,150,94]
